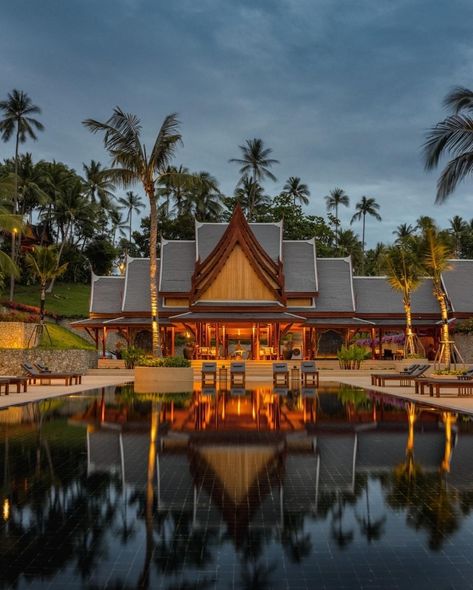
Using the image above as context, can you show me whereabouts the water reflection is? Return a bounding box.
[2,384,473,588]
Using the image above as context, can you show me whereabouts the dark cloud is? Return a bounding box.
[1,0,473,244]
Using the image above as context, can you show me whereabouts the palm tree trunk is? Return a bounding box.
[403,297,416,356]
[9,126,20,301]
[40,283,46,324]
[437,290,451,367]
[148,189,161,357]
[47,218,71,293]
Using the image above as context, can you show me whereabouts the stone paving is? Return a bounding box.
[0,374,133,408]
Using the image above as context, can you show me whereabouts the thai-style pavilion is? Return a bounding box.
[73,205,473,359]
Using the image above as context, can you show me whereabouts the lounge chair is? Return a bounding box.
[34,362,51,373]
[415,377,473,397]
[0,376,29,393]
[22,363,82,386]
[273,362,289,387]
[230,362,246,388]
[371,364,430,387]
[201,362,217,386]
[301,361,319,387]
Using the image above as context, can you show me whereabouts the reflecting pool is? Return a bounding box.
[1,383,473,589]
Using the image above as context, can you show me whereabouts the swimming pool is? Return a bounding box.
[1,383,472,589]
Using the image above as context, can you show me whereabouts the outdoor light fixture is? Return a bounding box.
[2,498,10,521]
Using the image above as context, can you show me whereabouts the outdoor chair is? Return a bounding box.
[301,361,319,387]
[230,362,246,388]
[371,364,430,387]
[21,363,82,386]
[415,377,473,397]
[0,376,28,393]
[201,362,217,386]
[273,362,289,387]
[34,362,51,373]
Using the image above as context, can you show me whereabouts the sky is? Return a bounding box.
[1,0,473,246]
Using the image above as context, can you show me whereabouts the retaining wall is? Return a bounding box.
[0,322,38,348]
[0,349,98,376]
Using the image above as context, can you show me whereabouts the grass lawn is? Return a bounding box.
[10,282,90,318]
[39,323,95,350]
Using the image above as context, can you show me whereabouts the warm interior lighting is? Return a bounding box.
[3,498,10,521]
[237,329,241,336]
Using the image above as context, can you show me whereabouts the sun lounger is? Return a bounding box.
[415,377,473,397]
[22,363,82,386]
[201,362,217,386]
[371,364,430,387]
[230,362,246,388]
[273,362,289,387]
[301,361,319,387]
[34,362,51,373]
[0,376,28,393]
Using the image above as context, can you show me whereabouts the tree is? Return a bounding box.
[337,229,363,271]
[0,201,22,288]
[181,171,222,221]
[350,196,381,272]
[234,177,270,219]
[449,215,467,257]
[230,138,278,221]
[281,176,310,207]
[383,245,423,356]
[83,109,183,356]
[0,89,44,300]
[82,160,116,209]
[84,237,118,275]
[393,223,416,243]
[424,86,473,202]
[422,228,454,367]
[117,191,145,242]
[25,246,67,323]
[324,187,349,248]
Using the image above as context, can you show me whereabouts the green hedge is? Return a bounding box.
[136,355,191,368]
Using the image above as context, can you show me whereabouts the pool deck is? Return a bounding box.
[324,372,473,415]
[0,374,133,409]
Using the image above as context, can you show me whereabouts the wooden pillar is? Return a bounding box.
[102,327,107,358]
[94,328,99,351]
[215,323,219,360]
[312,328,318,359]
[170,327,175,357]
[370,328,376,359]
[223,325,227,359]
[256,323,260,361]
[378,328,383,359]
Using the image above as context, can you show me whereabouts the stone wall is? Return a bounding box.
[454,334,473,363]
[0,349,98,376]
[0,322,38,348]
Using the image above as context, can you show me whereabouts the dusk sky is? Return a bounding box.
[2,0,473,245]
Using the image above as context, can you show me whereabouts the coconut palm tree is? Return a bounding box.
[117,191,145,242]
[83,109,183,356]
[383,245,423,356]
[449,215,467,257]
[0,200,22,288]
[109,207,129,246]
[422,228,454,367]
[324,187,349,248]
[350,196,382,272]
[230,138,279,184]
[186,171,223,221]
[393,223,416,243]
[25,246,68,324]
[234,177,270,220]
[281,176,310,207]
[0,89,44,300]
[424,86,473,203]
[82,160,116,209]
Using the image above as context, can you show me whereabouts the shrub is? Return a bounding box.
[337,344,370,370]
[0,310,39,323]
[454,318,473,334]
[2,300,59,320]
[136,356,191,368]
[122,346,145,369]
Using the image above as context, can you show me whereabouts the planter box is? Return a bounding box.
[134,366,194,393]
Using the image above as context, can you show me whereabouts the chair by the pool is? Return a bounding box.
[230,362,246,387]
[21,363,82,385]
[0,375,29,393]
[301,361,319,387]
[201,362,217,386]
[34,361,52,373]
[371,364,430,387]
[273,362,289,387]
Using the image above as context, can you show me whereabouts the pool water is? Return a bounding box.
[1,383,473,589]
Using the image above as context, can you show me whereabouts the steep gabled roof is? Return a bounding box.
[159,240,195,293]
[283,240,317,293]
[353,277,438,314]
[315,258,355,312]
[122,257,159,313]
[90,275,124,315]
[442,259,473,313]
[191,205,285,303]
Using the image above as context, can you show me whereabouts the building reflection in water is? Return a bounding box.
[2,383,473,588]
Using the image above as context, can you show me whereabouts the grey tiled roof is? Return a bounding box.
[160,241,195,292]
[122,258,159,312]
[283,241,317,292]
[196,222,281,261]
[90,276,124,314]
[315,258,355,312]
[353,277,438,314]
[442,260,473,313]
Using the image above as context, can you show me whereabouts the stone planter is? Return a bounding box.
[134,366,194,393]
